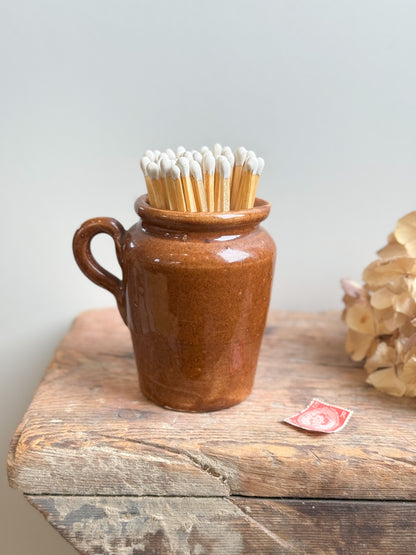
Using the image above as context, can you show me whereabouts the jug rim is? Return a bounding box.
[134,195,271,231]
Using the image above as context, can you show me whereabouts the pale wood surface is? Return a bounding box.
[27,495,416,555]
[8,308,416,500]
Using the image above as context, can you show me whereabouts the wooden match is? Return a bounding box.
[169,164,187,212]
[177,157,197,212]
[215,155,231,211]
[230,147,247,210]
[190,160,208,212]
[202,151,215,212]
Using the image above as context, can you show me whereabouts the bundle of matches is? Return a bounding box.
[139,144,264,212]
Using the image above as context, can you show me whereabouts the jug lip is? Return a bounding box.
[134,195,271,231]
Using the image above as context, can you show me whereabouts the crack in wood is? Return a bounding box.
[226,498,295,552]
[311,451,322,465]
[98,434,231,494]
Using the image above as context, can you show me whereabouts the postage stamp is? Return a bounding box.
[284,399,353,433]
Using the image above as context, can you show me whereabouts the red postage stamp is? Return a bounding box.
[284,399,353,433]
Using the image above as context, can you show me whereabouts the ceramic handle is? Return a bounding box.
[73,217,127,324]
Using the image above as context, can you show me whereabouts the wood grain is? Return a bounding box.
[27,495,416,555]
[8,308,416,499]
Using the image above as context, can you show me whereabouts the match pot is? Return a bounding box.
[73,195,276,411]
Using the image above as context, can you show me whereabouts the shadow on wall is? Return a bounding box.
[2,322,77,555]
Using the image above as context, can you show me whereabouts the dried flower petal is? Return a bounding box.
[366,367,406,397]
[394,212,416,257]
[387,275,408,294]
[363,257,416,289]
[345,303,376,335]
[393,291,416,317]
[345,329,374,361]
[370,287,394,310]
[397,357,416,396]
[375,308,407,334]
[377,234,407,258]
[341,279,365,299]
[403,335,416,354]
[364,341,396,374]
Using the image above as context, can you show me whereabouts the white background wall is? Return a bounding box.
[1,1,415,552]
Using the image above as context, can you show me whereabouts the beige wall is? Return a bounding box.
[2,1,416,552]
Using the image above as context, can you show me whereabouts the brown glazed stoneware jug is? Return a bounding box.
[73,195,276,412]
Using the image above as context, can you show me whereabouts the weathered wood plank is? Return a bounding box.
[8,308,416,499]
[27,495,416,555]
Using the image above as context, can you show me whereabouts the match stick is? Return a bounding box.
[214,155,220,207]
[213,143,222,158]
[234,156,258,210]
[215,156,231,211]
[183,151,194,161]
[169,164,187,211]
[192,150,203,164]
[202,151,215,211]
[144,150,156,162]
[247,157,264,208]
[190,160,208,212]
[176,145,186,157]
[159,158,174,210]
[165,148,176,160]
[230,147,247,209]
[147,162,167,209]
[177,157,197,212]
[140,156,157,207]
[221,147,235,194]
[158,152,169,164]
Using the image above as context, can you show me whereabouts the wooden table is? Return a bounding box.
[8,308,416,554]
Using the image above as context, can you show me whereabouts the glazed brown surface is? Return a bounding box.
[73,196,275,411]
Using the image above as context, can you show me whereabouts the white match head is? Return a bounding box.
[159,158,172,178]
[154,150,161,160]
[177,156,190,177]
[255,157,265,176]
[189,160,203,181]
[145,150,156,161]
[200,146,210,154]
[223,149,234,167]
[213,143,222,157]
[222,145,232,155]
[192,151,202,164]
[218,155,231,179]
[140,156,151,175]
[170,164,181,180]
[159,152,169,162]
[176,145,186,157]
[234,146,247,166]
[183,150,194,161]
[246,156,258,174]
[147,162,160,180]
[202,151,215,174]
[246,150,256,160]
[165,148,176,160]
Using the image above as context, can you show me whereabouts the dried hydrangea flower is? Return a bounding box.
[342,211,416,397]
